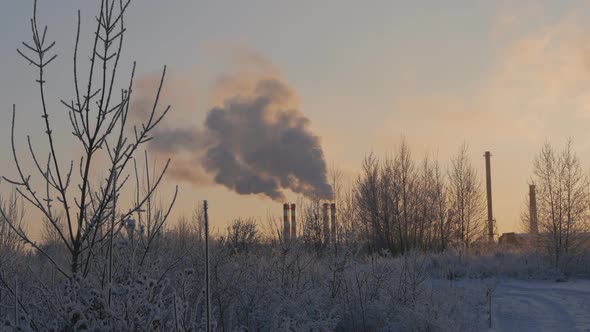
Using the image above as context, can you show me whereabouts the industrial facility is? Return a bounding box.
[484,151,540,247]
[282,202,337,243]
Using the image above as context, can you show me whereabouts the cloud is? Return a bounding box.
[376,8,590,232]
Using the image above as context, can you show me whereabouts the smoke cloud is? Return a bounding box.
[131,49,333,201]
[130,73,212,185]
[203,78,332,201]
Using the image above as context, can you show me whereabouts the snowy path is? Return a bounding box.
[492,280,590,331]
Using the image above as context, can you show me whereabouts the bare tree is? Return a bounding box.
[1,0,176,277]
[448,144,485,248]
[329,165,344,242]
[393,139,416,254]
[432,158,451,251]
[533,139,589,269]
[338,182,359,246]
[354,153,382,253]
[412,155,449,251]
[0,192,26,306]
[301,198,327,254]
[354,140,456,254]
[224,218,258,254]
[0,192,25,259]
[415,156,435,249]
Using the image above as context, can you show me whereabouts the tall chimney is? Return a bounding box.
[283,203,290,242]
[529,184,538,234]
[484,151,494,242]
[323,203,330,244]
[291,203,297,240]
[330,203,336,243]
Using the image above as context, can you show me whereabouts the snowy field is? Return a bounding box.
[492,280,590,332]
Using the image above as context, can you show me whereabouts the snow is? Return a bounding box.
[492,280,590,331]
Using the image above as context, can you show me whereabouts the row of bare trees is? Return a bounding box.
[223,138,590,269]
[281,141,486,255]
[348,137,590,267]
[352,141,486,254]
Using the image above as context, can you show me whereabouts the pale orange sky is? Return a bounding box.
[2,1,590,239]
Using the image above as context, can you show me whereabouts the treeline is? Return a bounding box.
[352,141,486,254]
[296,138,590,270]
[293,140,487,256]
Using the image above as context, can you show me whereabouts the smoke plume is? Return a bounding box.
[131,51,333,201]
[203,78,332,201]
[130,73,212,185]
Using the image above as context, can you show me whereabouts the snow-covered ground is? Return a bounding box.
[492,280,590,331]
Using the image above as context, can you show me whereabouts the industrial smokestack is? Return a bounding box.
[529,184,538,235]
[323,203,330,244]
[330,203,336,243]
[291,203,297,240]
[283,203,291,242]
[484,151,494,242]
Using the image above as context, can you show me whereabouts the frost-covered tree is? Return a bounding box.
[533,139,590,269]
[448,143,485,248]
[0,1,180,329]
[355,139,463,253]
[1,0,175,277]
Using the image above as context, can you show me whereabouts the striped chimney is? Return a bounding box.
[291,203,297,240]
[330,203,336,243]
[323,203,330,244]
[283,203,290,242]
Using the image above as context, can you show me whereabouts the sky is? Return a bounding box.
[2,0,590,239]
